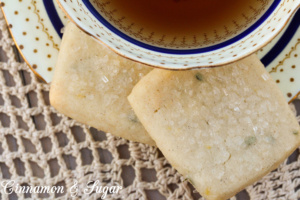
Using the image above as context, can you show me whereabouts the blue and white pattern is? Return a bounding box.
[1,0,299,102]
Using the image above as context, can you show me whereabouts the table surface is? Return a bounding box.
[1,38,300,200]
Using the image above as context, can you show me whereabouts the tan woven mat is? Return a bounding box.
[0,11,299,200]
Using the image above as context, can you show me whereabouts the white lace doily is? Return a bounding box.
[0,11,299,200]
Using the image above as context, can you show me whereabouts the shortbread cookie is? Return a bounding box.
[128,54,300,199]
[50,22,155,146]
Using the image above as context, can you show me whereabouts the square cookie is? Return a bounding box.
[128,54,300,199]
[50,22,155,146]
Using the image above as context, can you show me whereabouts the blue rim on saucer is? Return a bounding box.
[43,0,64,39]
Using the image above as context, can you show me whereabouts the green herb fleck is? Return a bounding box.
[293,131,299,135]
[266,136,275,144]
[244,136,257,147]
[183,177,194,185]
[128,113,139,123]
[195,73,203,81]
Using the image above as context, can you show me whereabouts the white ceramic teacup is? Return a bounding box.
[58,0,300,69]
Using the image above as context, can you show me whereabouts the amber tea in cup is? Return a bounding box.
[92,0,273,49]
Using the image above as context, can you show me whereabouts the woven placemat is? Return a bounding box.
[0,11,299,200]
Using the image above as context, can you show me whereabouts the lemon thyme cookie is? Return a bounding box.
[50,22,154,146]
[128,54,300,199]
